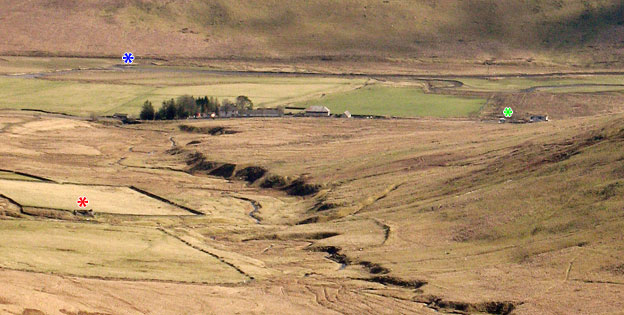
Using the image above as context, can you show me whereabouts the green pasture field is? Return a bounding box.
[295,85,486,117]
[0,75,363,116]
[0,77,151,116]
[0,220,247,283]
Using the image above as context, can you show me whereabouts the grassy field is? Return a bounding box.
[0,180,192,216]
[0,77,152,116]
[295,85,486,117]
[0,75,363,116]
[0,220,247,283]
[3,73,621,118]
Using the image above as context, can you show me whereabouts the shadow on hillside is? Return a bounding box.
[540,3,624,47]
[436,1,623,50]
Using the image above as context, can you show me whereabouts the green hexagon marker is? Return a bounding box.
[503,107,513,118]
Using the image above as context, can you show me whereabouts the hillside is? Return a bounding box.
[1,0,623,66]
[0,2,623,313]
[1,109,623,314]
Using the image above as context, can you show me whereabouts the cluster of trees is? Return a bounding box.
[140,95,254,120]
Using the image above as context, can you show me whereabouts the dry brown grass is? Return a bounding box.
[0,180,194,216]
[1,109,624,314]
[1,1,623,67]
[481,91,624,120]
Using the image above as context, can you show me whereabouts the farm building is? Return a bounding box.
[342,110,352,118]
[113,113,128,120]
[240,108,283,117]
[305,106,331,117]
[218,105,239,118]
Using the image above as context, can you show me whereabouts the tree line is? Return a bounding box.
[140,95,253,120]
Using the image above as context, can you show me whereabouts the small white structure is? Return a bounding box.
[343,110,352,118]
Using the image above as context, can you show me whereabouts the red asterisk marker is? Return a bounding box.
[77,197,89,208]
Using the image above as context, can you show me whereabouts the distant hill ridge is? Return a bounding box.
[1,0,622,64]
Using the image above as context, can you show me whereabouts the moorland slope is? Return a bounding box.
[1,110,623,314]
[1,0,623,66]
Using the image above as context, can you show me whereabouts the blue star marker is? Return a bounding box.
[122,52,135,64]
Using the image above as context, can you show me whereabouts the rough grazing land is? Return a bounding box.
[0,180,193,216]
[1,1,624,312]
[0,220,247,283]
[1,109,623,314]
[1,0,623,66]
